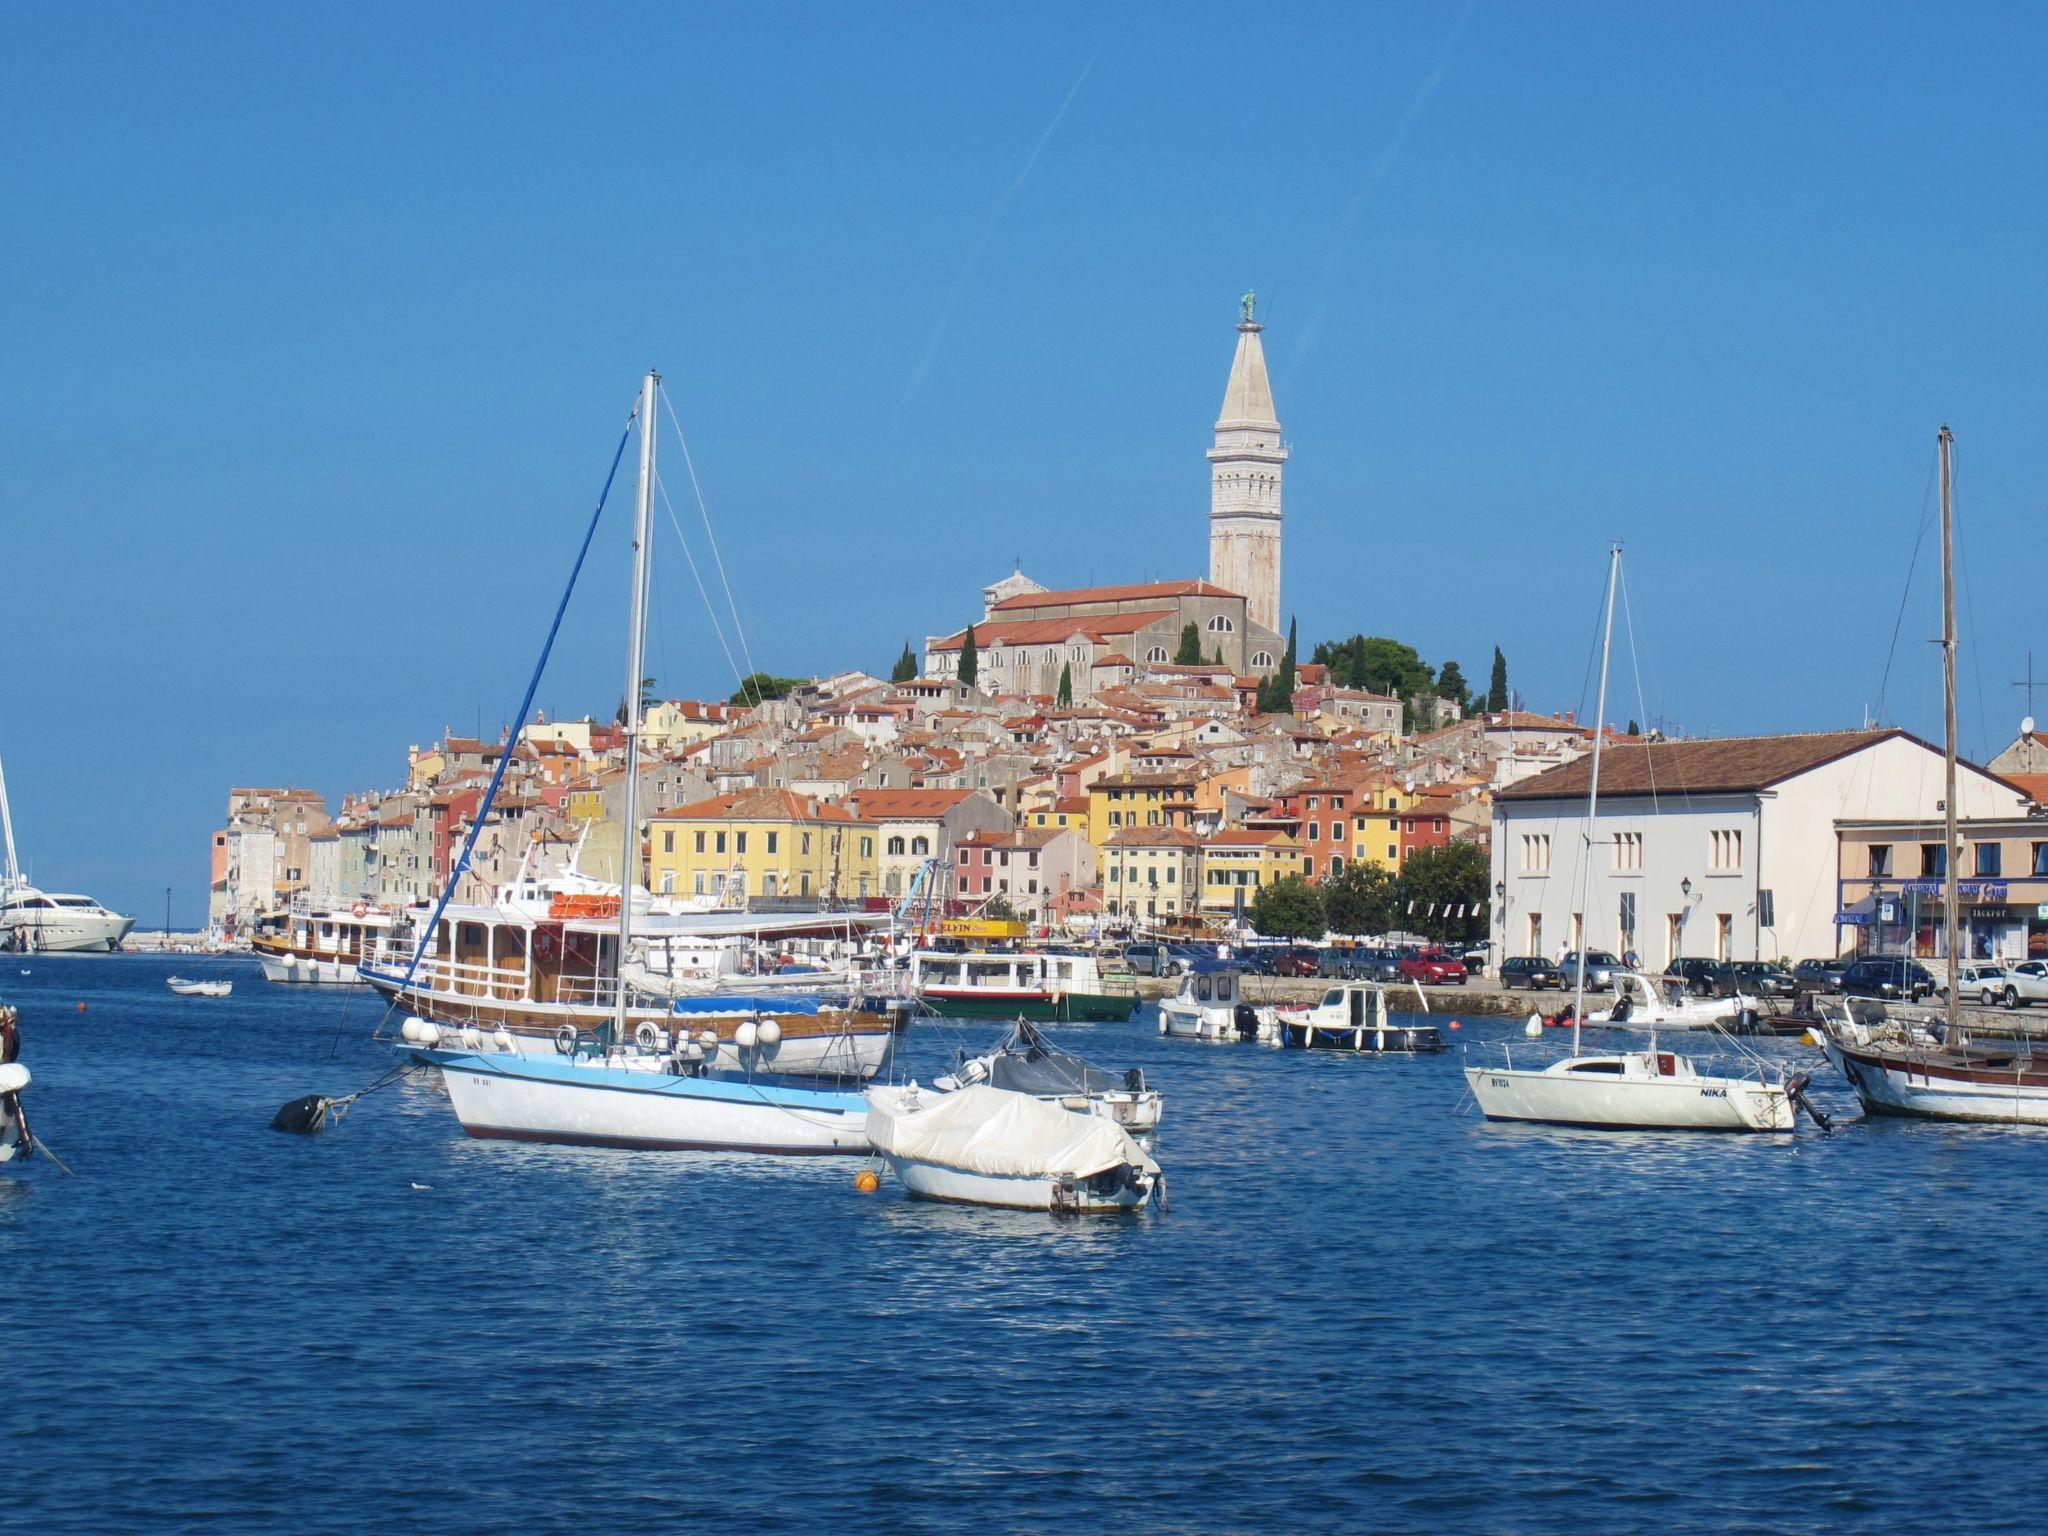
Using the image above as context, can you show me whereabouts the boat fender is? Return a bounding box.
[757,1019,782,1048]
[459,1025,483,1050]
[554,1023,579,1055]
[492,1029,515,1052]
[735,1021,759,1049]
[698,1029,719,1046]
[1524,1012,1544,1039]
[399,1018,426,1044]
[634,1022,662,1051]
[0,1063,30,1094]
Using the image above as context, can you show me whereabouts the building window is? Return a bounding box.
[735,832,747,854]
[802,833,812,856]
[1307,823,1320,842]
[662,831,675,854]
[1146,646,1169,663]
[1522,833,1551,873]
[2035,843,2048,878]
[715,832,727,854]
[1207,615,1234,633]
[1975,843,2002,878]
[1921,843,1946,878]
[887,836,906,857]
[1716,913,1733,962]
[860,837,874,858]
[1868,844,1891,877]
[1612,830,1642,871]
[1251,651,1274,668]
[766,832,779,855]
[1710,829,1743,870]
[1619,891,1637,951]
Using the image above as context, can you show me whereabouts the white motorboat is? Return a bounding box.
[1157,965,1270,1042]
[864,1081,1161,1211]
[1270,980,1444,1052]
[1600,971,1755,1031]
[167,976,233,997]
[1462,546,1807,1133]
[1466,1042,1797,1131]
[413,1034,870,1153]
[937,1018,1162,1133]
[0,1004,28,1162]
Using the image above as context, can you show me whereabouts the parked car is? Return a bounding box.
[1123,942,1203,978]
[1458,946,1490,978]
[1399,949,1468,985]
[2006,959,2048,1006]
[1792,957,1851,991]
[1722,960,1798,1000]
[1665,957,1735,997]
[1559,950,1623,992]
[1273,945,1322,978]
[1498,956,1562,990]
[1839,956,1937,1002]
[1935,962,2017,1008]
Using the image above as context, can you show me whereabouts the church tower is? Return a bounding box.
[1207,294,1286,634]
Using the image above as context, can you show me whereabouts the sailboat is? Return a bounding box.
[406,370,872,1154]
[1463,546,1800,1132]
[1817,427,2048,1121]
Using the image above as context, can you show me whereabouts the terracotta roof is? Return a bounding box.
[928,612,1175,652]
[655,789,863,823]
[844,788,978,819]
[1104,826,1201,848]
[2002,772,2048,803]
[990,579,1238,613]
[957,827,1069,849]
[1496,729,1939,801]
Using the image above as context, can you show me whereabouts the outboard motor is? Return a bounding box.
[1233,1002,1261,1041]
[1609,995,1633,1024]
[1785,1072,1833,1133]
[1123,1066,1146,1093]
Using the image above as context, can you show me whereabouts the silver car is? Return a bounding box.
[1557,949,1623,992]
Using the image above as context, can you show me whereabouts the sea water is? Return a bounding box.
[5,956,2046,1533]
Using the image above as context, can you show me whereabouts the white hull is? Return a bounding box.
[1158,1001,1268,1041]
[2,912,134,953]
[425,1049,870,1153]
[167,979,232,997]
[885,1156,1151,1211]
[1465,1059,1794,1131]
[257,952,361,985]
[450,1017,888,1080]
[1820,1035,2048,1124]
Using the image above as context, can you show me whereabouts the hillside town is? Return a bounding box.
[208,305,2048,972]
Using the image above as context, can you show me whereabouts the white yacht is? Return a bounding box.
[0,745,133,953]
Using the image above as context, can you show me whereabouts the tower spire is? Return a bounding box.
[1207,295,1286,634]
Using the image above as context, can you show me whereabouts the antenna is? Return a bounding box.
[2015,651,2040,723]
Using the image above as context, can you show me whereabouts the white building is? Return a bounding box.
[1207,294,1286,634]
[1490,729,2029,967]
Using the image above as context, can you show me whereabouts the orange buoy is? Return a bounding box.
[1448,1019,1462,1030]
[76,1002,88,1012]
[853,1169,881,1193]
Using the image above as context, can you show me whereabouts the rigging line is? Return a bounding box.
[1875,449,1941,724]
[658,383,764,702]
[655,470,755,704]
[1950,440,1993,763]
[1616,556,1659,817]
[382,407,638,1032]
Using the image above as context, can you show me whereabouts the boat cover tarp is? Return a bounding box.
[866,1084,1158,1180]
[670,993,824,1016]
[976,1021,1128,1096]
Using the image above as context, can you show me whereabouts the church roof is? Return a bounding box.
[991,580,1240,614]
[928,611,1176,651]
[1217,321,1279,429]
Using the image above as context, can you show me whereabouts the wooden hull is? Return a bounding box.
[1822,1036,2048,1124]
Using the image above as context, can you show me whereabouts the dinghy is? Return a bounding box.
[865,1081,1161,1211]
[167,976,233,997]
[937,1018,1162,1132]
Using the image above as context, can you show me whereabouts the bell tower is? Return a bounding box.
[1207,293,1285,633]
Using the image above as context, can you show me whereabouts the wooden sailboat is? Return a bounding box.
[1818,427,2048,1121]
[1463,546,1800,1132]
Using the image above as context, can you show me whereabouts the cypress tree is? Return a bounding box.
[1174,622,1204,665]
[958,626,979,687]
[1056,662,1073,709]
[890,641,917,683]
[1487,647,1508,712]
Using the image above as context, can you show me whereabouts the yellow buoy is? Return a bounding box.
[854,1169,881,1194]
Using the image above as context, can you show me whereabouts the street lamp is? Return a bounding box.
[1680,877,1692,900]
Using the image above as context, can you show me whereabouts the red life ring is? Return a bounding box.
[351,902,369,919]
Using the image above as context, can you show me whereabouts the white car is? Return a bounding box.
[2006,960,2048,1007]
[1937,962,2031,1009]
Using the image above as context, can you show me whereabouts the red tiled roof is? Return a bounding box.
[1496,729,1952,801]
[991,579,1239,613]
[928,612,1175,652]
[655,789,863,823]
[844,788,978,819]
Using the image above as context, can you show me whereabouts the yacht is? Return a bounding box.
[0,745,133,953]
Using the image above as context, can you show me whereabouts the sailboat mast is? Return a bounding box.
[1939,424,1961,1044]
[1573,543,1622,1057]
[613,369,659,1046]
[0,742,20,893]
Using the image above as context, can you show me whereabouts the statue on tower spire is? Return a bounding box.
[1240,290,1257,324]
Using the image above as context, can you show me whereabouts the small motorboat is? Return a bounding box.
[865,1081,1161,1211]
[1157,963,1270,1042]
[1269,981,1444,1053]
[167,976,233,997]
[937,1018,1162,1132]
[1598,971,1752,1030]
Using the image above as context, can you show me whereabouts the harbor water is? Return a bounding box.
[6,956,2047,1533]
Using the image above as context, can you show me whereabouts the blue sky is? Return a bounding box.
[5,2,2044,923]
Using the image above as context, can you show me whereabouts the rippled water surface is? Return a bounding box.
[6,956,2048,1534]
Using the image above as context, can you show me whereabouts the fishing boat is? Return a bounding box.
[1157,963,1270,1041]
[864,1080,1161,1210]
[1464,546,1803,1133]
[1270,980,1444,1053]
[251,901,402,984]
[907,947,1137,1022]
[394,370,899,1155]
[1816,427,2048,1122]
[167,976,233,997]
[0,1004,30,1162]
[936,1018,1162,1132]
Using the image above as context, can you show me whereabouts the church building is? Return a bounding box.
[923,299,1290,702]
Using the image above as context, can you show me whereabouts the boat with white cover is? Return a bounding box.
[865,1081,1161,1210]
[1157,964,1270,1042]
[936,1018,1162,1132]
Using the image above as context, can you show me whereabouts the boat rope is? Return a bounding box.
[658,382,764,708]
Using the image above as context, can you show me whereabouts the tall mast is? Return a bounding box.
[1939,424,1960,1046]
[613,369,659,1049]
[0,741,20,892]
[1573,543,1622,1057]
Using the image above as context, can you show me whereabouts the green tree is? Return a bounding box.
[1310,635,1434,698]
[1056,661,1073,709]
[1249,872,1325,940]
[1436,660,1470,710]
[727,673,808,705]
[1174,622,1204,665]
[1213,645,1226,667]
[1487,646,1509,712]
[982,893,1020,923]
[1320,861,1400,936]
[615,675,660,725]
[958,625,979,687]
[890,642,918,683]
[1258,617,1300,713]
[1626,718,1641,737]
[1396,841,1490,943]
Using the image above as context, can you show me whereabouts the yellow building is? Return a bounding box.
[647,789,878,903]
[642,700,742,751]
[1197,829,1304,918]
[1100,827,1202,923]
[1087,772,1198,851]
[1349,779,1423,871]
[1027,796,1091,833]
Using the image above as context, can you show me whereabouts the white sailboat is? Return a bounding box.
[1816,427,2048,1122]
[410,370,874,1155]
[1463,546,1799,1133]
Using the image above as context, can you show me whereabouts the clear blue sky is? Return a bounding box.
[5,2,2044,924]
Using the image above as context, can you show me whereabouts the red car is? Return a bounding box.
[1273,946,1322,977]
[1399,950,1468,986]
